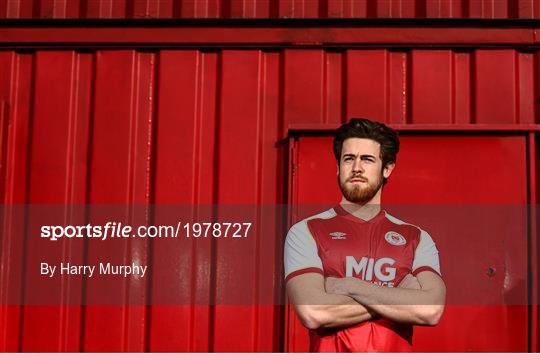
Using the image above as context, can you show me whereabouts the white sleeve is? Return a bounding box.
[284,221,324,282]
[412,229,442,276]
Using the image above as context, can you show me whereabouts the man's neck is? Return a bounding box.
[339,201,382,221]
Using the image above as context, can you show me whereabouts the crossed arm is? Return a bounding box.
[286,271,446,330]
[286,273,376,330]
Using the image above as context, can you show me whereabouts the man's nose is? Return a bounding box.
[352,158,363,172]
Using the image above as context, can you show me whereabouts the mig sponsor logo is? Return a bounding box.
[384,231,406,246]
[345,256,396,282]
[330,231,347,240]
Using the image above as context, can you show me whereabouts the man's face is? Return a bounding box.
[338,138,393,204]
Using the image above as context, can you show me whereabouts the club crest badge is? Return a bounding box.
[384,231,406,246]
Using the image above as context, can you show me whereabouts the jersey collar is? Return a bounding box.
[334,204,387,224]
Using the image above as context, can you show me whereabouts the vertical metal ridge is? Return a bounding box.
[5,0,17,17]
[252,49,263,352]
[508,0,519,18]
[451,51,456,124]
[62,50,91,352]
[122,50,138,352]
[190,50,203,351]
[517,52,535,124]
[340,50,347,123]
[78,0,87,19]
[514,50,520,124]
[125,0,135,18]
[143,52,155,206]
[322,51,328,124]
[99,0,113,19]
[526,132,538,352]
[31,0,40,18]
[462,0,470,18]
[269,0,279,17]
[264,51,281,352]
[64,51,77,205]
[0,57,15,354]
[0,98,10,351]
[143,47,161,354]
[220,0,231,18]
[79,50,97,353]
[415,0,427,18]
[284,136,297,352]
[172,0,181,17]
[147,51,162,209]
[207,49,223,353]
[318,0,328,18]
[9,52,20,352]
[122,48,137,350]
[324,51,342,125]
[18,51,37,352]
[57,51,78,353]
[277,51,285,138]
[123,50,153,352]
[532,52,540,124]
[193,51,202,206]
[403,51,410,124]
[126,50,136,352]
[125,50,137,207]
[453,51,470,124]
[470,50,477,124]
[142,51,157,353]
[57,0,67,18]
[384,50,390,122]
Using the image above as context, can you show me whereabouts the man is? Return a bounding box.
[284,118,446,352]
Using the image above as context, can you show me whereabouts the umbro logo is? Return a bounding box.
[330,232,347,240]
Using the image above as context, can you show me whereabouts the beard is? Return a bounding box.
[339,172,384,204]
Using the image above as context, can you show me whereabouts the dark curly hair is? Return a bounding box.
[333,118,400,170]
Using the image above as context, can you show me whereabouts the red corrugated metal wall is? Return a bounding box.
[0,17,539,353]
[1,0,540,19]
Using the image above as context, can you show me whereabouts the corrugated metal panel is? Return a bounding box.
[0,47,538,351]
[149,50,218,352]
[1,0,540,19]
[283,49,537,127]
[0,51,33,352]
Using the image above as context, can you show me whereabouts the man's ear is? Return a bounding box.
[336,164,339,176]
[383,162,395,179]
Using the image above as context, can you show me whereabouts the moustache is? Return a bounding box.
[348,175,368,183]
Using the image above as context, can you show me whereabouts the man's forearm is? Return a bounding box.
[301,293,376,329]
[326,273,446,325]
[350,284,443,325]
[287,274,375,330]
[344,279,444,325]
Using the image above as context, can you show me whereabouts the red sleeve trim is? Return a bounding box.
[285,267,324,283]
[412,266,441,277]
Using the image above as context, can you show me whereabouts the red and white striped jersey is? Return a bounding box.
[284,205,441,352]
